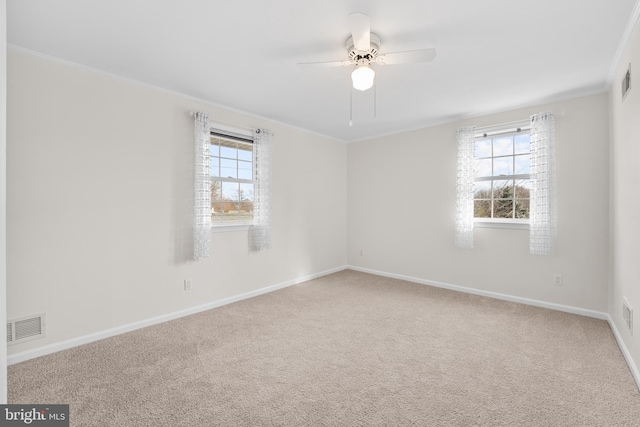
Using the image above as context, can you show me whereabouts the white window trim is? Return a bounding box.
[209,123,255,230]
[211,223,252,233]
[474,218,529,229]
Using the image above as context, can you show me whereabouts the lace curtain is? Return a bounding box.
[529,112,556,255]
[193,112,211,260]
[455,126,476,249]
[250,128,273,252]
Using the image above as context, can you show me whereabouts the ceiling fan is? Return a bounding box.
[299,13,437,91]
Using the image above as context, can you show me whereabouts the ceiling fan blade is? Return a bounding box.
[375,48,437,65]
[297,59,353,67]
[348,13,371,51]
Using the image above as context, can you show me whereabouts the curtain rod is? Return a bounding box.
[474,127,531,139]
[473,119,531,138]
[189,111,274,136]
[189,111,253,132]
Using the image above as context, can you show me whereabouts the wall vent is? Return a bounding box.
[623,298,633,335]
[622,63,631,100]
[7,314,46,345]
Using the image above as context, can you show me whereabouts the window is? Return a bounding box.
[473,129,531,222]
[209,130,254,225]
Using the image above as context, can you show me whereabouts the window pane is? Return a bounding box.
[238,160,252,180]
[474,181,491,199]
[514,198,530,218]
[493,137,513,156]
[221,181,238,200]
[237,207,253,221]
[493,157,513,176]
[493,199,514,218]
[474,158,492,178]
[222,199,239,217]
[240,183,254,201]
[515,134,530,154]
[220,158,237,178]
[209,141,219,157]
[210,162,220,177]
[474,200,491,218]
[493,178,514,219]
[492,180,513,199]
[238,145,252,161]
[212,181,253,222]
[220,145,237,159]
[514,154,530,175]
[239,182,254,218]
[212,201,224,219]
[515,179,530,198]
[210,181,221,201]
[475,139,492,158]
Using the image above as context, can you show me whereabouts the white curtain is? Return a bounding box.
[193,112,211,260]
[250,128,273,252]
[455,126,476,249]
[529,112,556,255]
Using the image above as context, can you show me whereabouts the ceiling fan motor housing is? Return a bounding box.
[346,33,380,64]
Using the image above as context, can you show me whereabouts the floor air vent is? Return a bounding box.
[7,314,46,345]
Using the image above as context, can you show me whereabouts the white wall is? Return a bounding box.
[609,15,640,375]
[1,0,8,403]
[348,94,610,312]
[6,49,347,355]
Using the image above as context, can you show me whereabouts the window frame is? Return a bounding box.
[208,124,255,232]
[473,124,531,230]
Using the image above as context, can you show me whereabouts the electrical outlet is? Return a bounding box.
[360,249,364,256]
[184,279,192,291]
[553,274,563,286]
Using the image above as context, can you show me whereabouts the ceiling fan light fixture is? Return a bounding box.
[351,64,375,91]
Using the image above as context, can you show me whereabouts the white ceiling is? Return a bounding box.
[7,0,639,142]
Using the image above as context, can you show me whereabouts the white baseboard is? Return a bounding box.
[606,314,640,391]
[7,265,348,365]
[11,264,640,394]
[348,265,608,319]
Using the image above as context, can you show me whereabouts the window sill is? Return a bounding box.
[211,223,253,233]
[474,219,529,230]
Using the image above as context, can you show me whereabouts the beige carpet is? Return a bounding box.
[8,270,640,426]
